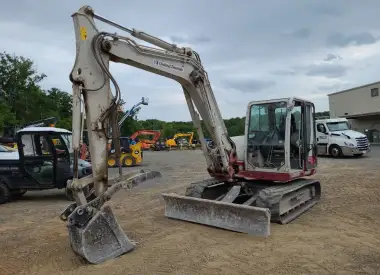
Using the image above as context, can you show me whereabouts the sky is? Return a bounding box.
[2,0,380,121]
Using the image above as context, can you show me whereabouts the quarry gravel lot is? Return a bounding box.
[1,148,380,275]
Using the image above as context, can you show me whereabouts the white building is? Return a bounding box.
[328,81,380,144]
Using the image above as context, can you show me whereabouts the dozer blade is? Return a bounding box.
[67,204,135,264]
[162,193,271,237]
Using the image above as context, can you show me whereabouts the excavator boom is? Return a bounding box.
[62,5,272,264]
[166,132,195,149]
[69,5,237,180]
[130,130,161,140]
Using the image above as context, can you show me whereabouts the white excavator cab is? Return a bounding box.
[243,97,317,176]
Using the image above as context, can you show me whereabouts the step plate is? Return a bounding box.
[162,193,271,237]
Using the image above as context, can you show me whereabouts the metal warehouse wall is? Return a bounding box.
[328,81,380,118]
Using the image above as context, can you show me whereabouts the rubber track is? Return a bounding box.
[185,177,321,225]
[256,178,321,224]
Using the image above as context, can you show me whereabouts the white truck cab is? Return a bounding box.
[315,118,370,157]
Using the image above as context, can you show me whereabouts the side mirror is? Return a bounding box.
[349,124,352,129]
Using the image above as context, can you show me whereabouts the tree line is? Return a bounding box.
[0,52,72,135]
[0,52,330,140]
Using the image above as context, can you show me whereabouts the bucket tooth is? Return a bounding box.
[67,204,135,264]
[162,193,271,237]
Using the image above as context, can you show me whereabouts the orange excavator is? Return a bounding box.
[130,130,161,150]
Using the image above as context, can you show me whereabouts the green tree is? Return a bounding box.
[0,52,47,126]
[45,88,73,129]
[0,102,16,130]
[0,52,73,134]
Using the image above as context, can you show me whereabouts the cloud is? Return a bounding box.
[304,64,347,78]
[273,60,347,79]
[169,34,211,45]
[286,28,312,39]
[326,32,380,48]
[223,78,276,93]
[2,1,380,121]
[317,83,342,91]
[312,3,343,17]
[323,54,341,62]
[271,69,297,76]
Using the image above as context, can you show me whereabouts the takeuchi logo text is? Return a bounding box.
[153,60,184,72]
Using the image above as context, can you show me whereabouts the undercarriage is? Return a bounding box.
[163,177,321,235]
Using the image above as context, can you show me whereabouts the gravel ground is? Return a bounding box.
[1,148,380,275]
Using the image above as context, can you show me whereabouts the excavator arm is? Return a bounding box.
[61,5,270,265]
[177,132,194,144]
[167,132,194,148]
[69,5,236,184]
[130,130,160,140]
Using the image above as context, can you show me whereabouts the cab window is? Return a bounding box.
[249,105,269,132]
[316,123,326,133]
[21,134,52,156]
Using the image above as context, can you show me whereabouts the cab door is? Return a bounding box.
[18,132,56,189]
[50,134,72,188]
[300,101,317,171]
[316,123,329,155]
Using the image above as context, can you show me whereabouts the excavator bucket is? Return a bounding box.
[61,170,162,264]
[162,193,271,237]
[67,204,135,264]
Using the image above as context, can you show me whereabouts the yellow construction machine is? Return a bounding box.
[107,137,143,167]
[166,132,196,150]
[61,5,321,265]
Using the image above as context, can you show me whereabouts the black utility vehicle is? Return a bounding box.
[0,127,92,204]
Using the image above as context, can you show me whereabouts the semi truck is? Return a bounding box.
[315,118,370,157]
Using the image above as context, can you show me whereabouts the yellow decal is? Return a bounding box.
[80,27,87,40]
